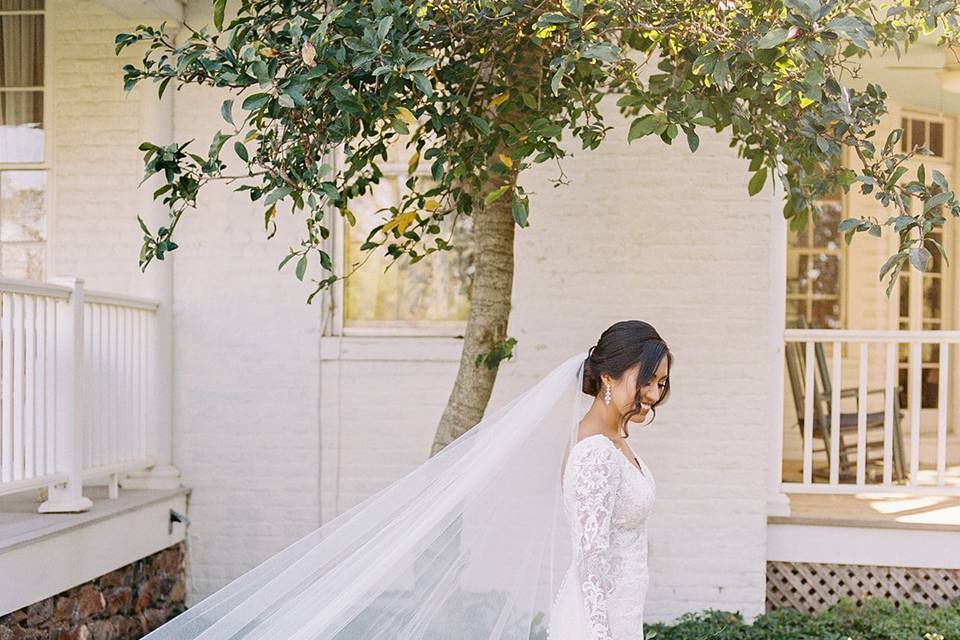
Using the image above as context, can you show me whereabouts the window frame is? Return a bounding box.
[0,0,54,281]
[900,109,952,161]
[785,174,849,330]
[327,144,470,338]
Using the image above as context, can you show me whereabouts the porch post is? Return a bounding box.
[767,178,791,517]
[122,47,181,491]
[39,278,93,513]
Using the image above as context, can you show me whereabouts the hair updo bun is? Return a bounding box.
[582,320,673,435]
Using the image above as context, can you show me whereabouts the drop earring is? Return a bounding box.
[604,383,612,405]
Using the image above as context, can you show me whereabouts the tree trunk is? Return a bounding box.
[430,163,518,455]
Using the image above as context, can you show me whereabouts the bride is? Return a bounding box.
[144,320,672,640]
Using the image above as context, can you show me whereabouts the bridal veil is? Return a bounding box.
[145,352,591,640]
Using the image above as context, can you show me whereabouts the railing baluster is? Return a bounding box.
[12,294,24,482]
[883,341,895,486]
[46,297,56,474]
[139,312,148,459]
[857,343,868,486]
[109,305,118,469]
[36,297,46,477]
[84,305,93,470]
[909,341,922,486]
[803,341,815,485]
[830,341,841,485]
[938,343,948,486]
[1,293,12,483]
[40,277,92,513]
[24,296,36,480]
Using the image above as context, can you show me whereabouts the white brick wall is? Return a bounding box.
[50,0,147,294]
[48,0,777,621]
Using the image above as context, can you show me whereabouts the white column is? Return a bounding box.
[39,278,93,513]
[767,178,791,517]
[122,64,180,491]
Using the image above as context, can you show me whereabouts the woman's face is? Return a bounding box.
[604,355,670,424]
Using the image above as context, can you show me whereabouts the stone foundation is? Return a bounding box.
[0,543,186,640]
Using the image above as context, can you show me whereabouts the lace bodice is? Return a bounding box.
[555,434,656,640]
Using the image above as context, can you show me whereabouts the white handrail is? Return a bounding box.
[0,278,160,511]
[783,329,959,496]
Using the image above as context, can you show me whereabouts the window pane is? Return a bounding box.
[911,118,926,151]
[344,176,473,328]
[0,14,44,87]
[786,253,805,294]
[922,367,939,408]
[785,299,806,327]
[0,170,45,242]
[0,1,44,10]
[810,254,840,295]
[0,91,44,162]
[898,274,910,319]
[812,202,842,248]
[929,122,944,157]
[923,276,942,321]
[0,241,43,279]
[898,368,908,408]
[810,299,841,329]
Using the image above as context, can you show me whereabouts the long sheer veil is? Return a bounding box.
[147,352,590,640]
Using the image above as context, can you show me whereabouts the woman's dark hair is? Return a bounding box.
[583,320,672,436]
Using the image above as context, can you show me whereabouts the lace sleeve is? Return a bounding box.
[573,442,621,640]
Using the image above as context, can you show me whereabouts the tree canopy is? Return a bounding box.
[117,0,960,449]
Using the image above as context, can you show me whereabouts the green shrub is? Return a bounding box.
[643,597,960,640]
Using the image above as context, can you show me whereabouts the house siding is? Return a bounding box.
[49,0,777,620]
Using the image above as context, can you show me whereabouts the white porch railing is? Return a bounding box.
[784,329,960,495]
[0,277,159,512]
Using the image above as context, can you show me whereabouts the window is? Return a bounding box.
[786,188,845,329]
[901,114,946,158]
[339,139,474,333]
[0,0,47,280]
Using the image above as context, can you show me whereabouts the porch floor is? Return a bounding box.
[772,492,960,531]
[0,485,189,552]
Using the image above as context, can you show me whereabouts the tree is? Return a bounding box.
[117,0,960,453]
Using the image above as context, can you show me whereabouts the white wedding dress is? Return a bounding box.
[547,434,657,640]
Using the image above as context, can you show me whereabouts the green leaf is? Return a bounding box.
[924,191,952,212]
[909,246,932,272]
[879,251,904,281]
[538,12,572,25]
[265,186,293,206]
[757,28,790,49]
[221,99,234,125]
[627,115,658,142]
[213,0,227,30]
[484,185,511,205]
[234,141,249,162]
[512,197,529,227]
[563,0,584,18]
[406,56,438,72]
[295,255,308,281]
[748,169,767,196]
[242,93,271,110]
[685,128,700,153]
[377,15,393,41]
[582,42,619,62]
[207,131,231,160]
[410,72,433,97]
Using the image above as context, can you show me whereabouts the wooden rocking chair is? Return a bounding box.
[784,323,908,483]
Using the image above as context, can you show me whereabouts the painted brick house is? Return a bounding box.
[0,0,958,637]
